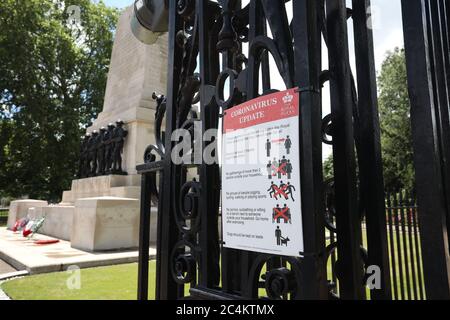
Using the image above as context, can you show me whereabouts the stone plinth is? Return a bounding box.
[7,200,48,230]
[61,175,141,204]
[28,206,74,241]
[71,197,139,252]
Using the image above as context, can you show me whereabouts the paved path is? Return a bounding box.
[0,258,20,300]
[0,259,16,275]
[0,227,156,275]
[0,287,10,300]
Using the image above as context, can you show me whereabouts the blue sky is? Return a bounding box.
[102,0,132,9]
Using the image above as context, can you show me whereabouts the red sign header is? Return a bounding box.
[223,88,300,132]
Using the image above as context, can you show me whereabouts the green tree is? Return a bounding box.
[323,154,334,182]
[0,0,119,202]
[377,48,414,192]
[323,48,414,193]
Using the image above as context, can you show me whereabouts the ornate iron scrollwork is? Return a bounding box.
[170,241,198,284]
[265,267,297,299]
[177,180,201,233]
[321,114,333,146]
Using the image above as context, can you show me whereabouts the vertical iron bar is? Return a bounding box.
[330,231,337,295]
[351,0,391,300]
[219,0,243,296]
[411,195,425,300]
[197,0,221,289]
[401,0,450,299]
[261,16,271,93]
[406,193,419,300]
[137,174,152,300]
[399,192,412,299]
[155,171,165,299]
[427,0,450,251]
[240,0,265,298]
[387,194,398,300]
[393,193,405,300]
[292,0,328,300]
[158,0,184,300]
[325,0,365,299]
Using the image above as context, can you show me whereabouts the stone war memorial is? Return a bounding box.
[4,5,167,255]
[2,0,450,304]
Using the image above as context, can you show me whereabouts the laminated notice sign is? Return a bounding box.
[221,88,303,257]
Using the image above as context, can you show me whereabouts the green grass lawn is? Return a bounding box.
[1,262,156,300]
[1,228,425,300]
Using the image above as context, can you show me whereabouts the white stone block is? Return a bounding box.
[71,197,139,252]
[6,200,48,229]
[30,206,74,241]
[61,175,141,204]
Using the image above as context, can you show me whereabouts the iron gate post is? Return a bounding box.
[325,0,366,300]
[352,0,392,300]
[157,0,184,300]
[401,0,450,299]
[137,174,152,300]
[292,0,328,300]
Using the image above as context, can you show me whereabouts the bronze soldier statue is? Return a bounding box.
[104,123,115,174]
[78,133,91,178]
[95,127,107,176]
[88,131,99,177]
[112,120,128,175]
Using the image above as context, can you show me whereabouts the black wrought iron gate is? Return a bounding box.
[136,0,450,300]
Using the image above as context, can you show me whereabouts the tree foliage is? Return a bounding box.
[323,48,414,193]
[378,48,414,192]
[0,0,119,202]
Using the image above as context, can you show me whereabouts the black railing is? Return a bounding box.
[327,191,426,300]
[386,192,425,300]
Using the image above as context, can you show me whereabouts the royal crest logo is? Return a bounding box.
[282,92,294,104]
